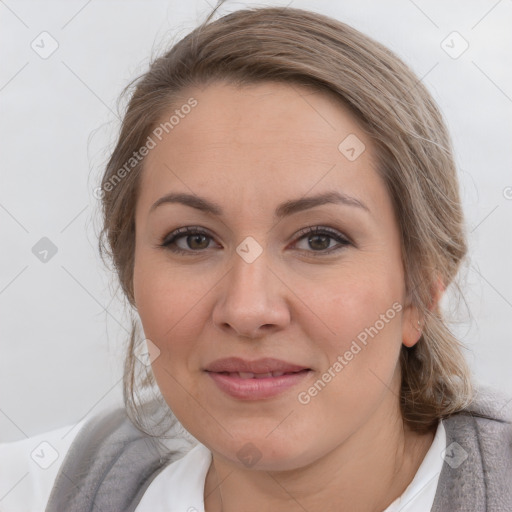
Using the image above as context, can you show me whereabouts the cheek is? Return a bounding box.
[302,261,403,342]
[301,264,404,393]
[134,249,201,329]
[133,256,210,362]
[133,260,212,420]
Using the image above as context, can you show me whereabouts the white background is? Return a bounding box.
[1,0,511,443]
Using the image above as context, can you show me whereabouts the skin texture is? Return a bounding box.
[133,81,436,512]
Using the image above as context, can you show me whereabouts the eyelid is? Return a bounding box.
[292,225,352,245]
[159,224,352,255]
[157,226,219,255]
[160,226,212,246]
[289,225,352,255]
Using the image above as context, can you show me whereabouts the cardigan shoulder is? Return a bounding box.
[431,385,512,512]
[45,402,194,512]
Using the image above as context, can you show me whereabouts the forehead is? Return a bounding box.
[138,81,383,217]
[160,80,366,155]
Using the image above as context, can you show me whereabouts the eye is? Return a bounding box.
[158,225,351,256]
[159,226,219,254]
[292,226,351,255]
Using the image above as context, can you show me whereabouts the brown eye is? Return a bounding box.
[293,226,351,255]
[185,234,210,250]
[307,234,332,251]
[160,226,218,254]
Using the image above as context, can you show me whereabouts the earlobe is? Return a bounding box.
[402,274,445,348]
[402,306,423,348]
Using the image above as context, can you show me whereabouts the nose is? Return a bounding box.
[212,247,291,339]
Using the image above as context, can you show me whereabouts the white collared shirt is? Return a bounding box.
[136,420,446,512]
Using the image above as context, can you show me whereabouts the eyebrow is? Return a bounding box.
[149,191,370,218]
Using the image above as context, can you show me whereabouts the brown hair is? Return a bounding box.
[98,4,474,436]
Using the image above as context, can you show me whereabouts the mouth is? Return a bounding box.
[212,369,310,379]
[204,358,312,400]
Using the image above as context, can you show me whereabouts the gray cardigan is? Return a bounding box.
[45,386,512,511]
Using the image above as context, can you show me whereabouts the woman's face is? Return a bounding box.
[133,81,421,470]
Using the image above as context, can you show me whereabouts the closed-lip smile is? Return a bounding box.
[204,357,312,400]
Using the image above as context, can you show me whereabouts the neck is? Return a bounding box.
[203,394,436,512]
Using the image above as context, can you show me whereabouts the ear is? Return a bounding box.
[402,275,445,348]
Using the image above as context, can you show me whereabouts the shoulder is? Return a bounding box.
[432,385,512,511]
[0,404,191,512]
[443,384,512,446]
[0,417,88,512]
[44,401,194,512]
[463,384,512,423]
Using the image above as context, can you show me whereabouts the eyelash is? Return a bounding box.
[158,225,351,257]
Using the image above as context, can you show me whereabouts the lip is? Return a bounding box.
[204,357,312,400]
[204,357,310,374]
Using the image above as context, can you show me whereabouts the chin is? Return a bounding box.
[210,433,320,472]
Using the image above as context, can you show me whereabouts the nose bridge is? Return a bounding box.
[212,240,290,337]
[231,244,270,301]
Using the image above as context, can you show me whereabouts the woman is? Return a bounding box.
[4,4,512,512]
